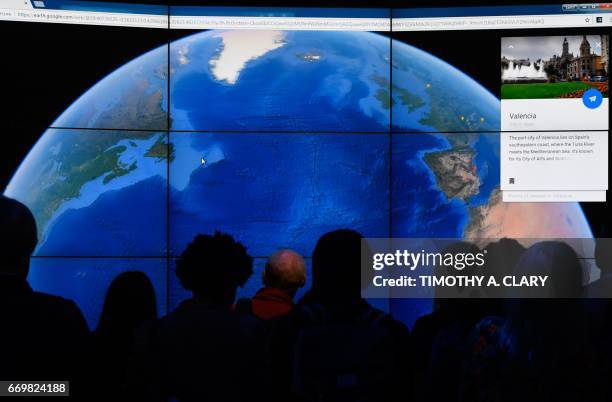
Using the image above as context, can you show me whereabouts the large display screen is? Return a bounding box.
[1,1,610,328]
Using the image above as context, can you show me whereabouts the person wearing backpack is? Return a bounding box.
[235,249,307,321]
[266,229,411,402]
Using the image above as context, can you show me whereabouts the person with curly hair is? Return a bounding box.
[128,231,265,402]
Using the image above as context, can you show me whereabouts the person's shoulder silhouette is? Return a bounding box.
[267,229,410,402]
[586,225,612,298]
[412,241,488,402]
[504,241,585,402]
[0,196,89,390]
[128,231,264,402]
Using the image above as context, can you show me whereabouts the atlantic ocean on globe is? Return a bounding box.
[4,30,592,328]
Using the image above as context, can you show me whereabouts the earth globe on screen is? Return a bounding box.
[4,30,592,328]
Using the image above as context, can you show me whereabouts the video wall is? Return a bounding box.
[1,3,606,328]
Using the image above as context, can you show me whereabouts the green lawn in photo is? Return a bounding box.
[501,81,593,99]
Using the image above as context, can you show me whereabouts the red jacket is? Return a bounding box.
[251,287,294,320]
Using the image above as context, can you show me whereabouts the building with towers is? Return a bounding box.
[544,37,575,80]
[567,35,604,80]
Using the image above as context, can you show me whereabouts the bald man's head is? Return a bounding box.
[263,249,307,296]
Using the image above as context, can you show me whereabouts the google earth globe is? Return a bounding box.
[4,30,592,327]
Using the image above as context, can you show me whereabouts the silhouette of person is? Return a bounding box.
[411,241,486,402]
[460,315,514,402]
[127,231,264,402]
[585,234,612,297]
[450,239,525,402]
[504,241,586,402]
[235,249,306,320]
[266,229,410,402]
[0,196,89,394]
[582,225,612,401]
[482,238,526,302]
[92,271,157,399]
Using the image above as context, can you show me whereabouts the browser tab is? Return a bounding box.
[2,0,34,10]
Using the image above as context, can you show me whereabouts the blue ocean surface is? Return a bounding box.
[169,133,390,257]
[38,177,167,257]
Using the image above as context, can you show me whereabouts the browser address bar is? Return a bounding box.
[393,14,607,31]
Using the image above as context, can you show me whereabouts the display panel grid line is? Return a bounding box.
[45,126,611,135]
[166,5,171,318]
[30,255,306,260]
[389,20,393,241]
